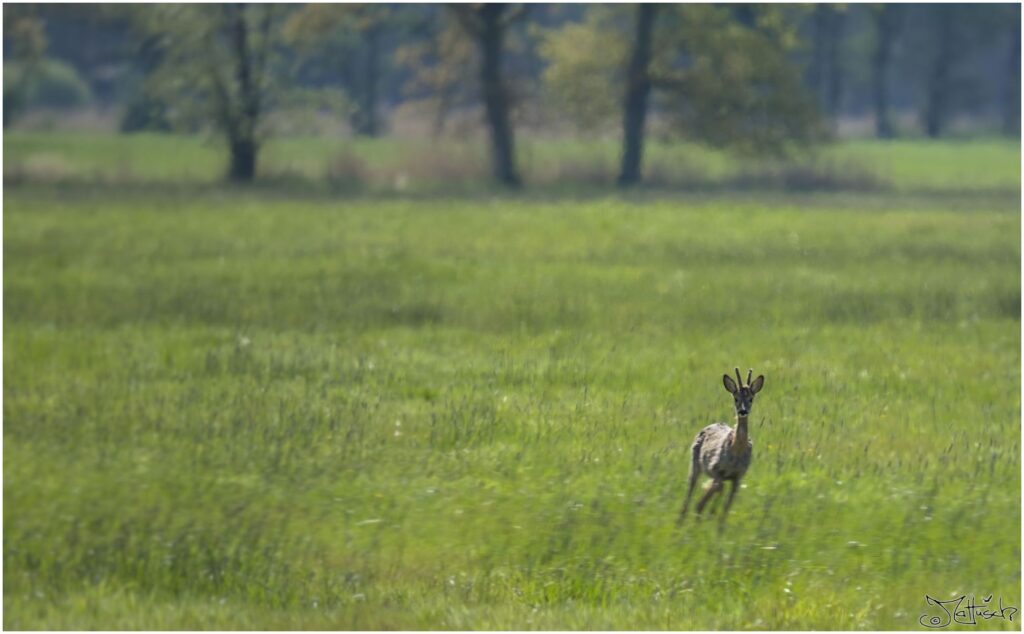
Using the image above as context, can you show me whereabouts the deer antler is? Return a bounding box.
[747,368,753,386]
[735,367,743,387]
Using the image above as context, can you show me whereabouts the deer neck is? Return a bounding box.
[732,415,749,449]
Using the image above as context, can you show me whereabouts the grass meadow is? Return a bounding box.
[5,131,1021,194]
[3,133,1021,629]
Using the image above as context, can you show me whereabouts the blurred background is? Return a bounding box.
[4,4,1021,630]
[3,3,1021,190]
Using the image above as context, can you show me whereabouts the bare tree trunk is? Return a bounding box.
[354,25,380,137]
[618,4,657,187]
[365,25,379,137]
[924,9,954,138]
[1004,24,1020,136]
[478,4,520,187]
[871,5,900,138]
[432,90,452,139]
[229,138,257,182]
[825,8,844,124]
[808,6,843,131]
[226,3,261,182]
[808,6,828,104]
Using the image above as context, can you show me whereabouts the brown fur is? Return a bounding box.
[677,368,764,524]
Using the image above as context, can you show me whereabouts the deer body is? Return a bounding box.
[694,422,752,481]
[677,368,764,524]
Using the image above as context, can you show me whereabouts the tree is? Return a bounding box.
[825,7,845,123]
[898,4,1006,138]
[394,10,477,137]
[618,4,657,187]
[869,4,901,138]
[537,7,627,133]
[807,5,845,130]
[541,5,822,186]
[1003,12,1021,136]
[3,7,48,127]
[130,4,283,182]
[283,4,393,137]
[922,5,955,138]
[656,6,822,154]
[451,4,524,187]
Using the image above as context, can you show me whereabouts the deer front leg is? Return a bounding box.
[694,479,723,515]
[721,479,740,520]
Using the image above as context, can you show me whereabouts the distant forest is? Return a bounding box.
[5,4,1019,184]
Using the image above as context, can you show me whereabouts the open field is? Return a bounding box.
[4,131,1021,195]
[3,134,1022,629]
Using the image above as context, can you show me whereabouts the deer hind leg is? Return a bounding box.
[677,438,704,525]
[695,478,723,515]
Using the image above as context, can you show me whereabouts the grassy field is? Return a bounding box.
[3,134,1021,629]
[4,131,1021,195]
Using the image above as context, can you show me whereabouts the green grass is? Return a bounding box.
[4,166,1020,629]
[4,131,1020,195]
[832,139,1022,193]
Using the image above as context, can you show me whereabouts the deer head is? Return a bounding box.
[722,367,764,418]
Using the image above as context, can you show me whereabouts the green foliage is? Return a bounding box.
[132,5,277,134]
[119,93,173,133]
[2,65,31,122]
[3,59,93,111]
[541,5,823,155]
[127,3,302,181]
[393,12,477,136]
[656,5,824,155]
[281,4,389,135]
[31,60,92,108]
[4,179,1019,629]
[267,87,355,137]
[538,7,630,132]
[2,9,49,125]
[3,10,48,60]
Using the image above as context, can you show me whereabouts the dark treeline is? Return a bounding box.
[3,3,1020,186]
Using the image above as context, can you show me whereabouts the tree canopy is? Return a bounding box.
[542,4,823,157]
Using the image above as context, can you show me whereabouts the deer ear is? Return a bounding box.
[750,375,765,394]
[723,374,738,394]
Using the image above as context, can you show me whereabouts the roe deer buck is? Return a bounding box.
[677,368,764,524]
